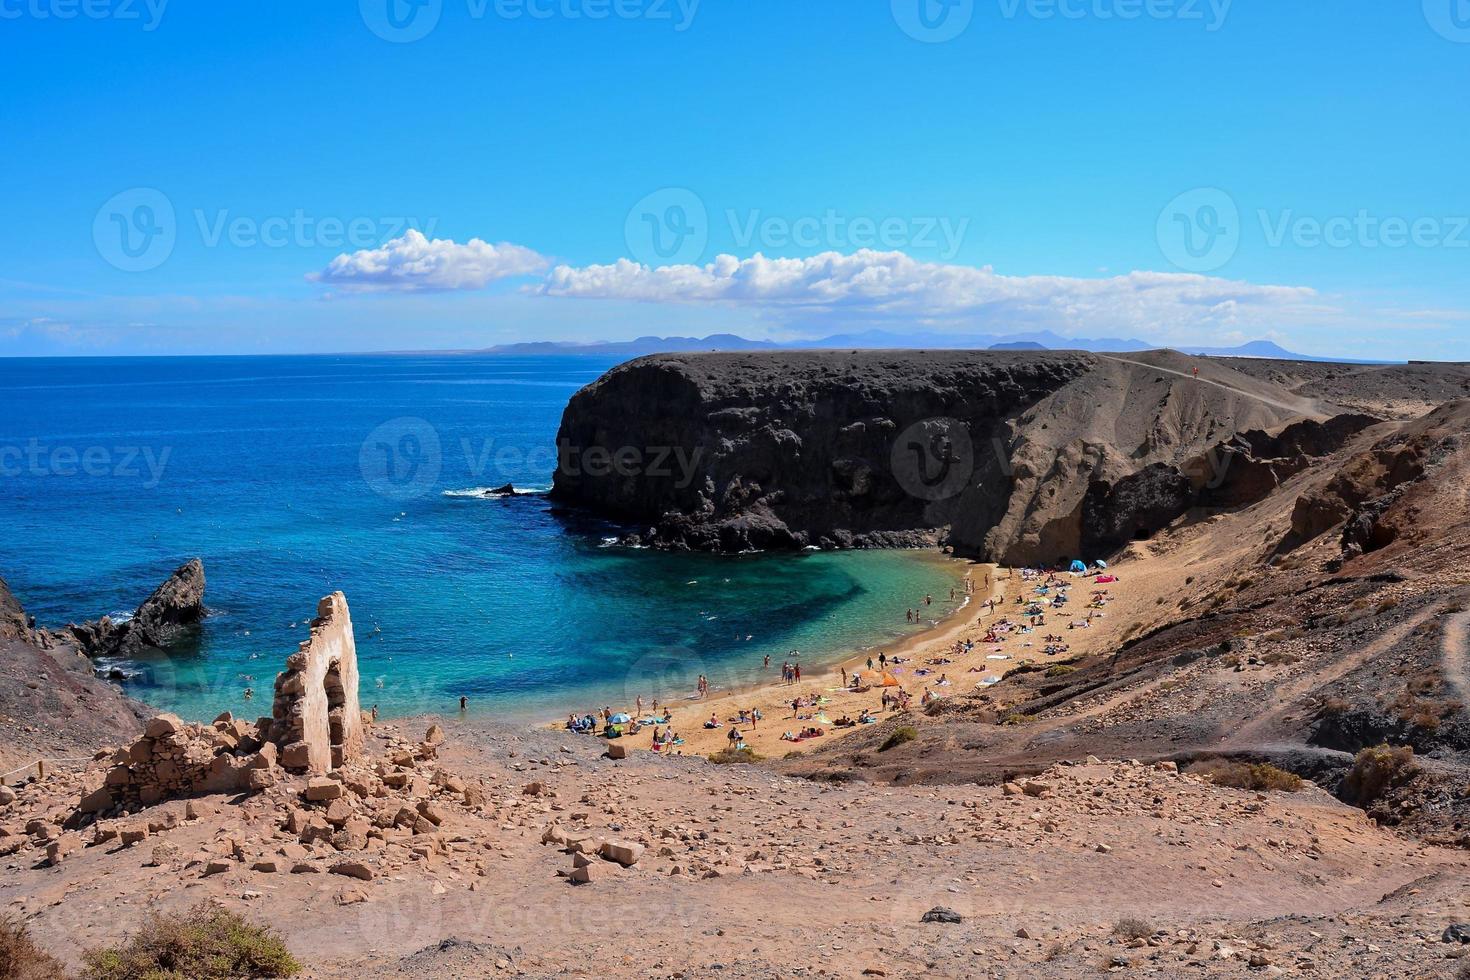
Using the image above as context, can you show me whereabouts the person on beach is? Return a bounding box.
[727,726,741,748]
[879,652,888,669]
[794,662,801,681]
[841,667,847,687]
[866,656,874,670]
[636,695,643,716]
[459,695,468,712]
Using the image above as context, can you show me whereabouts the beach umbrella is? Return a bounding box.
[1094,559,1108,570]
[610,712,632,724]
[1069,559,1087,573]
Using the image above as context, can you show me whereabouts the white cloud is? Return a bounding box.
[309,230,549,292]
[537,250,1321,336]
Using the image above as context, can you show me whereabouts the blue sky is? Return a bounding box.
[2,0,1467,359]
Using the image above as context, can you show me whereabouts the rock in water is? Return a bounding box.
[123,558,206,652]
[57,558,206,659]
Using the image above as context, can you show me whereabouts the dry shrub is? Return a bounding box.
[1112,917,1153,941]
[1044,665,1076,678]
[1,916,67,980]
[1193,760,1303,793]
[1319,696,1351,717]
[1262,651,1299,666]
[708,747,764,764]
[878,726,919,752]
[81,902,299,979]
[1342,744,1417,805]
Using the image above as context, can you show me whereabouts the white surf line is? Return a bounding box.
[1096,354,1329,419]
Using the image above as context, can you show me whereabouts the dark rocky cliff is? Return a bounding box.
[550,350,1094,552]
[550,349,1352,564]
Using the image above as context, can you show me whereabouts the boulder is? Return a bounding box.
[329,860,375,881]
[599,839,644,867]
[145,714,184,738]
[305,777,344,802]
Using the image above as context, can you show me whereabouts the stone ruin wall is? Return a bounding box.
[269,591,363,774]
[74,591,366,819]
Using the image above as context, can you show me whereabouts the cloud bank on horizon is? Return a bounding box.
[309,232,1326,339]
[308,230,549,293]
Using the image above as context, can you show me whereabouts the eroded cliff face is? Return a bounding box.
[550,349,1345,564]
[551,350,1094,552]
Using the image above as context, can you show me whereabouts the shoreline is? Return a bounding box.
[532,558,1015,758]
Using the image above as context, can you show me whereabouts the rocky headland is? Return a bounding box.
[550,348,1392,564]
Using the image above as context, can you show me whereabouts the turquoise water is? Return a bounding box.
[0,354,963,723]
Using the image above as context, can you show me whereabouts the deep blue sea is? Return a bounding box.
[0,354,963,724]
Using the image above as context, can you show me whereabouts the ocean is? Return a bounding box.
[0,354,964,724]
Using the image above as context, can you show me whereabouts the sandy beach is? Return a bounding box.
[548,558,1142,760]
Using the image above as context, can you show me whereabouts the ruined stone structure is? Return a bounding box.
[269,592,363,773]
[78,712,275,814]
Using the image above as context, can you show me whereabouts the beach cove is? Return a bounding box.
[0,353,967,725]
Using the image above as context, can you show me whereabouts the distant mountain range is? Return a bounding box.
[481,332,1384,363]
